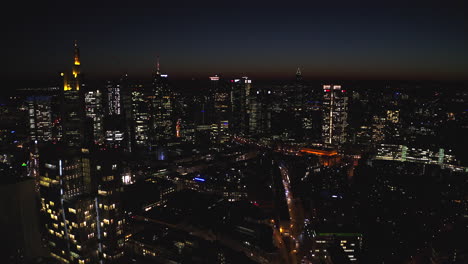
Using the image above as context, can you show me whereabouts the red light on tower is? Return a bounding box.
[341,90,346,93]
[325,89,330,92]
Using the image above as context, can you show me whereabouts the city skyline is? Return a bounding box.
[2,3,468,264]
[3,1,468,89]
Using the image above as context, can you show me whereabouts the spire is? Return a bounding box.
[156,56,160,75]
[74,40,80,66]
[70,41,81,90]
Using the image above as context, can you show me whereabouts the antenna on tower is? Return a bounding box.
[296,67,302,76]
[156,56,160,75]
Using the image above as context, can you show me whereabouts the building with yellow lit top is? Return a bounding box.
[61,41,86,147]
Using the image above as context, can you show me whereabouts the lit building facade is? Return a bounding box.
[92,151,126,263]
[230,77,251,134]
[27,96,53,142]
[248,87,271,135]
[314,232,363,262]
[151,58,173,143]
[103,81,126,149]
[39,146,98,264]
[62,42,85,147]
[106,81,121,116]
[131,84,150,149]
[322,85,348,145]
[375,144,466,171]
[85,90,105,145]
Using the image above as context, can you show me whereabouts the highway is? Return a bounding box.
[278,161,308,264]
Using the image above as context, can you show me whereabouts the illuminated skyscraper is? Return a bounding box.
[85,90,105,145]
[39,146,98,264]
[248,87,272,135]
[119,74,134,152]
[104,81,125,149]
[131,83,150,149]
[27,96,53,142]
[151,57,173,143]
[92,151,125,263]
[211,75,230,121]
[322,85,348,145]
[62,41,85,147]
[230,77,251,134]
[106,81,121,116]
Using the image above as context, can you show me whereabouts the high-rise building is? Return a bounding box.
[92,151,125,263]
[119,74,134,152]
[131,84,150,149]
[104,81,125,149]
[210,75,230,123]
[322,85,348,145]
[230,77,251,134]
[27,96,53,143]
[150,57,173,143]
[106,81,121,116]
[248,87,272,135]
[296,67,303,82]
[39,146,98,264]
[85,90,105,145]
[61,42,85,147]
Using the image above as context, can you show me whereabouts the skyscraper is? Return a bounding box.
[106,81,121,116]
[248,87,272,135]
[62,41,85,147]
[150,57,173,143]
[104,81,125,149]
[230,77,251,134]
[322,85,348,145]
[118,74,134,152]
[92,151,125,263]
[27,96,53,143]
[39,145,98,264]
[131,83,150,149]
[296,67,303,82]
[85,90,105,145]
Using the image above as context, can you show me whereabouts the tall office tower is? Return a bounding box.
[39,146,98,264]
[211,75,230,121]
[230,77,251,134]
[106,81,121,116]
[62,41,85,147]
[119,75,134,152]
[27,96,53,142]
[296,67,303,82]
[131,83,150,149]
[85,90,105,145]
[281,69,305,112]
[209,75,231,143]
[49,87,63,144]
[248,88,272,135]
[92,151,125,263]
[104,81,125,149]
[151,58,173,143]
[322,85,348,145]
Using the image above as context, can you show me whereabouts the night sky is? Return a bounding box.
[3,1,468,88]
